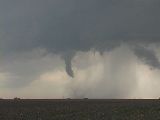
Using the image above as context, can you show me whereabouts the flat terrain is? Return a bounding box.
[0,99,160,120]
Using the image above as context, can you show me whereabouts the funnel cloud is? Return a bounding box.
[63,52,75,77]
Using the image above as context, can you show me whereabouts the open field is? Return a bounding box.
[0,99,160,120]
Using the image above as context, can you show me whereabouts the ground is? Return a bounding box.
[0,99,160,120]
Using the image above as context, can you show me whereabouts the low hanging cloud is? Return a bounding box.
[133,45,160,69]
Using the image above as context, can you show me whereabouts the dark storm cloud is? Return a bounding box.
[0,0,160,77]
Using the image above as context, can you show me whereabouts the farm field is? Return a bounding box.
[0,99,160,120]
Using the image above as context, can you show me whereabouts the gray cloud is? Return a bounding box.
[133,45,160,69]
[0,49,63,88]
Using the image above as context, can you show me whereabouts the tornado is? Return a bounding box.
[63,52,75,77]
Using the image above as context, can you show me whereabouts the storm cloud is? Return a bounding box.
[0,0,160,98]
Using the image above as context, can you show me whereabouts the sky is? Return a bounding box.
[0,0,160,99]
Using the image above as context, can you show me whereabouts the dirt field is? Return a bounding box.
[0,99,160,120]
